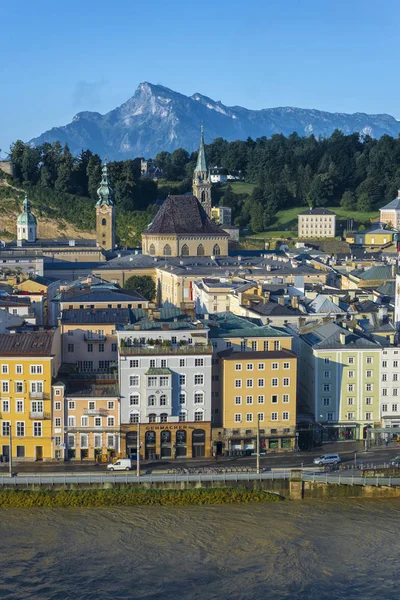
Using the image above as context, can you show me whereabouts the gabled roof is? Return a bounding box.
[59,287,146,303]
[380,196,400,211]
[143,195,228,236]
[0,330,55,356]
[308,295,345,314]
[205,312,290,338]
[356,265,394,281]
[299,208,336,215]
[301,322,379,350]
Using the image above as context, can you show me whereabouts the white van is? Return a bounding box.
[107,458,133,471]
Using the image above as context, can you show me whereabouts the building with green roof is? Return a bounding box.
[17,194,37,242]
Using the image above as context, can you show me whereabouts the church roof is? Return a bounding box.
[143,195,228,236]
[195,126,207,173]
[96,162,114,207]
[17,195,37,226]
[380,192,400,212]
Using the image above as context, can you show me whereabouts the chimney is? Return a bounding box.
[390,334,395,345]
[291,295,299,309]
[161,323,169,331]
[258,284,263,296]
[340,332,346,345]
[278,297,285,306]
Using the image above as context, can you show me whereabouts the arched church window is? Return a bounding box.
[102,218,107,226]
[181,244,189,256]
[201,191,206,202]
[197,244,205,256]
[163,244,171,256]
[149,244,156,256]
[213,244,220,256]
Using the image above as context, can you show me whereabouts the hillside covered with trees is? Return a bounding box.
[4,130,400,241]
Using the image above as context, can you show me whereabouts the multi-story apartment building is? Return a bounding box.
[60,308,135,369]
[118,318,212,459]
[380,345,400,429]
[0,330,61,461]
[218,349,297,453]
[63,372,120,461]
[292,322,381,441]
[298,208,336,239]
[205,313,294,429]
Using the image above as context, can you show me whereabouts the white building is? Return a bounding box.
[117,319,213,458]
[380,345,400,428]
[380,192,400,229]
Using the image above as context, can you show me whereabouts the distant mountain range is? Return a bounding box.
[29,82,400,159]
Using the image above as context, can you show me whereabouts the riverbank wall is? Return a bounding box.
[2,476,400,502]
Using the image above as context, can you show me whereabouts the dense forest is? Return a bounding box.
[3,130,400,240]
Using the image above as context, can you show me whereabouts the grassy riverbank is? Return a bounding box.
[0,487,282,508]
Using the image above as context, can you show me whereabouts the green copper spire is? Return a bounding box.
[96,161,115,206]
[195,125,207,173]
[17,193,37,226]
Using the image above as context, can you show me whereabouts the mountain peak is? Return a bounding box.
[28,83,400,159]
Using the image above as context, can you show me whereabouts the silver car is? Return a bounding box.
[313,453,341,466]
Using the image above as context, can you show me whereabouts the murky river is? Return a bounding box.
[0,500,399,599]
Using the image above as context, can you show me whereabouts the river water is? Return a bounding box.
[0,499,399,599]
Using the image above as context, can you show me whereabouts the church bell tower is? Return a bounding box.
[192,126,212,216]
[96,161,116,250]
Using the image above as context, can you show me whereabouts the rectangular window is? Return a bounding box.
[348,370,354,378]
[16,400,24,413]
[87,343,93,353]
[246,395,253,405]
[246,363,254,371]
[258,412,265,422]
[194,412,204,422]
[283,378,290,386]
[283,363,290,369]
[180,359,186,367]
[235,396,242,405]
[392,404,398,412]
[382,360,387,368]
[347,412,354,421]
[348,397,354,406]
[274,341,280,351]
[246,413,253,422]
[246,379,253,388]
[382,374,387,382]
[108,401,114,410]
[160,376,169,386]
[258,378,265,387]
[33,422,42,437]
[323,370,331,379]
[235,379,242,388]
[95,417,102,427]
[81,416,89,427]
[235,364,242,371]
[283,394,289,403]
[55,417,61,427]
[258,395,265,404]
[272,378,278,387]
[1,365,8,374]
[130,394,139,406]
[394,389,398,397]
[365,412,372,420]
[98,343,105,353]
[16,422,25,437]
[348,384,354,392]
[194,375,204,385]
[130,375,139,386]
[2,382,9,394]
[107,417,115,427]
[234,413,242,422]
[161,359,167,368]
[323,397,331,406]
[240,341,246,352]
[382,388,388,396]
[365,397,372,405]
[149,359,156,368]
[2,400,9,413]
[179,393,186,405]
[366,357,373,364]
[324,357,330,365]
[88,401,95,410]
[67,416,75,427]
[179,375,186,386]
[15,381,23,394]
[271,394,278,403]
[366,384,372,392]
[16,446,25,458]
[251,341,257,351]
[271,412,278,421]
[394,361,399,368]
[130,359,139,368]
[394,374,398,382]
[282,412,289,420]
[272,363,278,370]
[382,404,388,412]
[68,344,74,353]
[15,365,23,374]
[366,370,372,378]
[68,401,75,410]
[80,434,89,449]
[195,358,204,367]
[263,341,269,351]
[327,412,334,421]
[348,357,354,365]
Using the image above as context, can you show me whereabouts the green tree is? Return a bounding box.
[124,275,156,300]
[340,190,356,210]
[308,173,333,207]
[356,193,373,212]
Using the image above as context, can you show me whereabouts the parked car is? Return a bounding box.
[107,459,133,471]
[313,453,341,466]
[389,455,400,467]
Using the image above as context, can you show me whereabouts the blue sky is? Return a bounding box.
[1,0,399,155]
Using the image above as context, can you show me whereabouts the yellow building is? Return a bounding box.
[218,349,298,453]
[0,330,61,462]
[347,225,396,247]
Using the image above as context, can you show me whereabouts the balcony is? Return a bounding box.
[83,334,107,342]
[83,408,109,417]
[29,411,51,420]
[29,391,44,399]
[120,343,212,356]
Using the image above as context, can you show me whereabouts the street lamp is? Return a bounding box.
[256,414,260,475]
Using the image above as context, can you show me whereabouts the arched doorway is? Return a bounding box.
[160,430,171,458]
[145,430,156,460]
[192,429,206,458]
[175,430,187,458]
[197,244,205,256]
[181,244,189,256]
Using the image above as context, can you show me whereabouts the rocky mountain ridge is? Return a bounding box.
[29,82,400,159]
